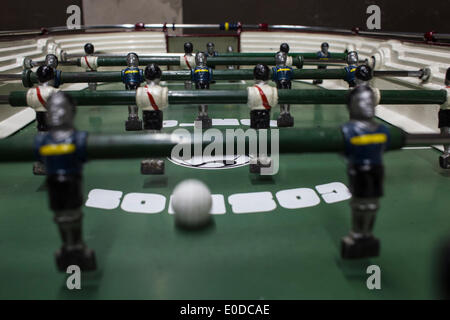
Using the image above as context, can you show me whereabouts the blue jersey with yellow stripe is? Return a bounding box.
[191,66,213,83]
[341,122,390,166]
[34,131,88,175]
[272,66,293,82]
[121,67,143,87]
[344,65,357,84]
[317,51,331,59]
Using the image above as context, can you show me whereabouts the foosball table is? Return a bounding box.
[0,23,449,299]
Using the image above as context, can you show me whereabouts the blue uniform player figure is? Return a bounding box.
[192,52,213,129]
[344,51,359,88]
[272,51,294,127]
[122,52,144,130]
[34,91,96,271]
[313,42,331,85]
[438,67,450,169]
[341,85,390,259]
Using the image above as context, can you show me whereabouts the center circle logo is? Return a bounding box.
[168,154,250,170]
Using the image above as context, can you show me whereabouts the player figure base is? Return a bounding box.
[439,153,450,169]
[249,157,272,174]
[125,118,143,131]
[195,116,212,129]
[55,246,97,272]
[141,159,165,175]
[341,235,380,259]
[277,113,294,127]
[313,79,323,85]
[33,161,47,175]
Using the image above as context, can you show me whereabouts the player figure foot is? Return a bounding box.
[55,245,97,271]
[195,115,212,129]
[277,113,294,127]
[125,118,143,131]
[249,156,272,174]
[32,161,47,175]
[313,79,323,85]
[341,234,380,259]
[141,159,165,174]
[439,153,450,169]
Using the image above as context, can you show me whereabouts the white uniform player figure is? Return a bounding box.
[81,43,98,91]
[27,65,59,175]
[136,63,169,175]
[247,64,277,174]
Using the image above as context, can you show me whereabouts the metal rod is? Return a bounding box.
[8,89,448,106]
[405,133,450,146]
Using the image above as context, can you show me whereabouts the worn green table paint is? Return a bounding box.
[0,80,449,299]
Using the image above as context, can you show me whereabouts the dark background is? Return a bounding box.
[0,0,448,33]
[184,0,449,33]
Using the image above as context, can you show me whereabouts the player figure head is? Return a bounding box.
[280,43,290,54]
[47,91,76,131]
[355,65,373,84]
[347,85,376,121]
[227,45,234,53]
[195,52,207,67]
[346,51,358,65]
[253,64,270,82]
[144,63,162,84]
[321,42,329,55]
[184,42,193,55]
[36,65,55,84]
[84,43,95,55]
[45,54,58,69]
[275,51,287,66]
[206,42,215,55]
[126,52,139,67]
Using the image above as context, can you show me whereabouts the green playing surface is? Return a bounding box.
[0,79,449,300]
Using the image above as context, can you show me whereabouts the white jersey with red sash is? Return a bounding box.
[26,85,58,112]
[136,83,169,111]
[247,82,278,111]
[80,55,98,71]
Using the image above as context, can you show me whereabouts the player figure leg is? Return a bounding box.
[48,174,96,271]
[438,109,450,169]
[36,111,48,131]
[276,81,294,127]
[313,65,326,85]
[33,111,48,175]
[141,110,165,174]
[195,82,212,129]
[341,165,383,259]
[125,83,143,131]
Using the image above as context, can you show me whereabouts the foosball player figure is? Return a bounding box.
[121,52,144,131]
[136,64,168,174]
[34,91,96,271]
[344,51,359,87]
[82,43,98,91]
[341,85,390,259]
[313,42,331,85]
[192,52,213,129]
[44,54,62,88]
[279,43,290,54]
[183,42,194,89]
[249,64,273,129]
[272,51,294,127]
[248,64,277,174]
[439,69,450,169]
